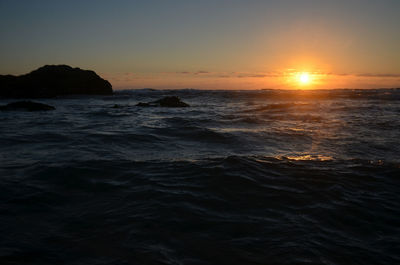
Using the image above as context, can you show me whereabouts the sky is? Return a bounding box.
[0,0,399,89]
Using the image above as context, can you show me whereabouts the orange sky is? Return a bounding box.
[103,70,400,90]
[1,1,399,89]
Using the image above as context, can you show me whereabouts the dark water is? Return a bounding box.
[1,89,399,265]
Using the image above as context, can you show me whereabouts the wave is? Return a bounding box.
[148,125,236,143]
[244,102,316,113]
[1,89,400,264]
[1,155,399,264]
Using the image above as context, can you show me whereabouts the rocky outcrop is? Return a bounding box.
[0,101,55,111]
[0,65,113,98]
[136,96,189,108]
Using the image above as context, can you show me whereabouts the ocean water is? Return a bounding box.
[0,89,399,265]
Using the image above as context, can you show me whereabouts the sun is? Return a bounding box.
[287,70,316,88]
[299,73,310,84]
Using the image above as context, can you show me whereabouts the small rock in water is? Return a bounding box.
[154,96,189,107]
[136,96,189,108]
[0,101,56,111]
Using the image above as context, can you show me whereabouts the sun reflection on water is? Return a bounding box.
[283,154,334,162]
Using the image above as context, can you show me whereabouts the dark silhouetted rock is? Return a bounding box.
[0,101,55,111]
[136,96,189,108]
[154,96,189,107]
[0,65,113,98]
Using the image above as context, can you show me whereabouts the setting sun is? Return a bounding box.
[299,73,310,85]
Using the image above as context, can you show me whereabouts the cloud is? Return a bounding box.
[247,74,267,78]
[356,73,400,78]
[175,70,210,75]
[331,73,350,76]
[195,70,210,75]
[235,72,281,78]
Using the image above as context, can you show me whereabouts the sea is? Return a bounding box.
[1,89,399,265]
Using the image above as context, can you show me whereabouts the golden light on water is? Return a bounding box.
[284,154,334,162]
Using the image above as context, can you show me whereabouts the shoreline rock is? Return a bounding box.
[0,65,113,98]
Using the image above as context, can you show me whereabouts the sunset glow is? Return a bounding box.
[0,1,399,89]
[299,73,311,85]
